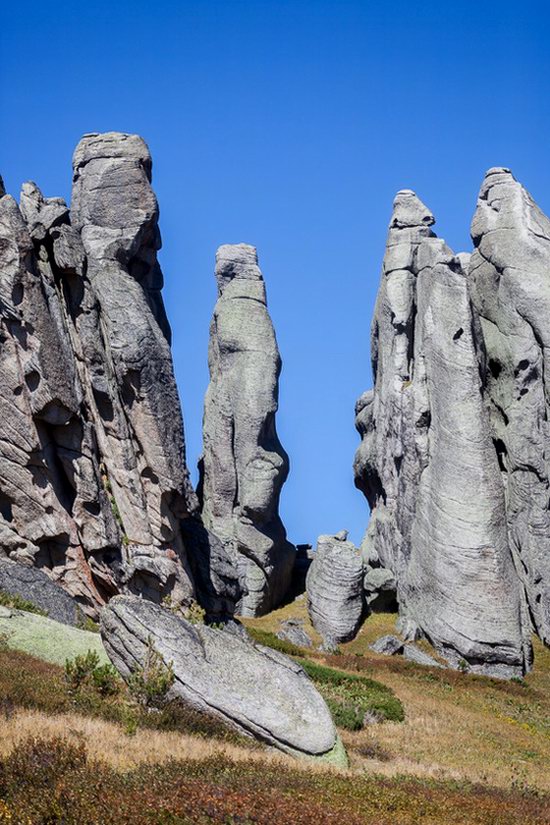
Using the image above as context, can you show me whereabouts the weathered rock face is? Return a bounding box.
[0,132,198,615]
[101,595,343,762]
[469,168,550,647]
[0,557,82,626]
[199,244,295,616]
[306,532,364,644]
[354,189,532,678]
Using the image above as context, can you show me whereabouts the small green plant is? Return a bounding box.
[65,650,101,691]
[76,614,101,633]
[184,600,206,625]
[127,637,175,709]
[458,659,469,673]
[0,591,47,617]
[91,663,120,697]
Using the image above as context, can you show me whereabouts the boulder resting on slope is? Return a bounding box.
[100,595,345,764]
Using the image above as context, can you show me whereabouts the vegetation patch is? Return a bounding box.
[0,591,47,617]
[246,627,304,656]
[0,735,548,825]
[297,658,404,729]
[0,647,250,746]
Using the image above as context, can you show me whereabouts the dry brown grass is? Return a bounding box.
[0,708,350,775]
[242,604,550,791]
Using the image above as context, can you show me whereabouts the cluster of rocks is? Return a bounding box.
[0,133,294,621]
[354,169,550,678]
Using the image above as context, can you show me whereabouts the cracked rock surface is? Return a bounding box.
[199,244,295,616]
[101,595,339,759]
[0,132,198,616]
[354,188,532,678]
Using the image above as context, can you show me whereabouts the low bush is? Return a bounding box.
[297,658,405,728]
[0,736,547,825]
[0,591,47,617]
[0,647,244,745]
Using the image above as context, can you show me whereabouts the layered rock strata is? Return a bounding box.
[306,532,364,644]
[101,595,345,763]
[354,189,532,677]
[0,133,198,615]
[199,244,295,616]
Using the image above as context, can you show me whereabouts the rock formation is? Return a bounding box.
[306,532,364,644]
[469,168,550,647]
[354,188,533,678]
[0,132,198,616]
[0,557,82,626]
[101,595,345,763]
[199,244,295,616]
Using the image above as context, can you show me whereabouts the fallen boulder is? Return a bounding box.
[403,644,444,668]
[100,595,345,764]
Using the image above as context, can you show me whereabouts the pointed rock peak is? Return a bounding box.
[215,243,262,295]
[390,190,435,230]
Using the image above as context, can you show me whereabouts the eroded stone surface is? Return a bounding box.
[0,133,200,615]
[101,595,338,759]
[354,189,532,678]
[306,532,364,644]
[199,244,295,616]
[469,168,550,646]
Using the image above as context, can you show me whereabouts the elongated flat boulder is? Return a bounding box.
[101,595,341,761]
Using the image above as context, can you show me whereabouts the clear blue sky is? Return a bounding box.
[1,1,549,546]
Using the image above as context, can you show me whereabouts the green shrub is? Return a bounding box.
[0,590,47,616]
[127,638,175,708]
[65,650,101,691]
[91,663,120,697]
[246,627,303,656]
[297,658,404,728]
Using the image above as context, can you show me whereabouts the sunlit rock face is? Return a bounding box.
[469,168,550,647]
[199,243,295,617]
[0,132,198,615]
[354,187,533,678]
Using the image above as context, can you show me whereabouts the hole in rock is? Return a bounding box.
[492,438,508,473]
[453,328,464,341]
[488,359,502,379]
[517,359,529,371]
[25,370,41,392]
[0,492,13,522]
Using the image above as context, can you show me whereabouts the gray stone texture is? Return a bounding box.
[0,132,200,615]
[0,557,81,625]
[354,189,532,678]
[200,243,295,616]
[306,532,364,644]
[277,618,313,648]
[101,595,338,759]
[469,168,550,647]
[369,634,404,656]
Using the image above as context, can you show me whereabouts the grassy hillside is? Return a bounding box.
[0,601,549,823]
[243,600,550,792]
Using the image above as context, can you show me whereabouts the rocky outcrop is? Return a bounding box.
[0,557,82,626]
[101,595,344,763]
[354,189,532,678]
[469,168,550,647]
[199,244,295,616]
[0,132,199,616]
[306,532,364,644]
